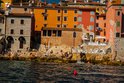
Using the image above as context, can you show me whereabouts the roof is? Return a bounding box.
[6,13,32,17]
[10,5,96,10]
[34,6,96,10]
[68,2,106,6]
[10,5,32,8]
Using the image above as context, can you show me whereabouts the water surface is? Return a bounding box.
[0,60,124,83]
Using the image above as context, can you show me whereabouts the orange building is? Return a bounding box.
[33,6,82,47]
[96,14,106,42]
[34,6,78,31]
[110,0,121,4]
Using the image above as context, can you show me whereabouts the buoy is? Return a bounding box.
[73,70,78,76]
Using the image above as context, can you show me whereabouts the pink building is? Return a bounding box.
[106,2,124,57]
[106,4,124,42]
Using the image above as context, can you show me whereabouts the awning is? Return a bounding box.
[95,36,106,39]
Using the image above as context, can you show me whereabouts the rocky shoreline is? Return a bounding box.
[0,51,124,66]
[0,45,124,66]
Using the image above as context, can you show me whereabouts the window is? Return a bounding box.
[48,30,51,36]
[44,24,47,27]
[89,26,94,31]
[96,31,100,35]
[74,10,77,13]
[96,23,99,27]
[20,20,24,24]
[44,16,47,20]
[117,11,120,16]
[58,30,62,37]
[103,16,106,20]
[64,10,67,13]
[0,18,3,23]
[78,11,82,14]
[116,33,120,37]
[90,11,95,15]
[74,17,77,21]
[52,30,56,36]
[10,29,14,34]
[0,29,2,33]
[97,16,99,20]
[90,16,94,22]
[57,24,60,28]
[116,21,120,27]
[63,25,66,28]
[20,30,23,34]
[104,23,106,27]
[43,30,47,36]
[57,16,60,21]
[74,25,76,28]
[77,17,82,22]
[20,42,23,49]
[11,19,14,24]
[24,8,27,11]
[58,10,60,13]
[104,29,106,36]
[64,17,67,21]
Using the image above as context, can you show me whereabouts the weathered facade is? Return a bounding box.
[106,2,124,59]
[95,14,106,42]
[78,8,96,43]
[0,14,5,53]
[41,28,82,47]
[0,15,5,35]
[5,13,32,52]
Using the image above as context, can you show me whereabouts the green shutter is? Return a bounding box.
[116,21,120,27]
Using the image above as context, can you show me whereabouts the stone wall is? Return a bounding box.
[61,31,82,47]
[10,7,32,14]
[0,17,5,35]
[41,30,82,47]
[114,38,124,61]
[6,16,31,52]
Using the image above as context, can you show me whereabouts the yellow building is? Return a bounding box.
[1,0,12,9]
[34,6,78,31]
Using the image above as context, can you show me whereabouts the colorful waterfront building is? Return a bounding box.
[34,6,78,31]
[95,14,106,42]
[78,8,96,43]
[33,6,82,47]
[5,13,33,52]
[106,1,124,57]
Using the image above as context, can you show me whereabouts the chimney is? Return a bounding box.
[52,3,56,8]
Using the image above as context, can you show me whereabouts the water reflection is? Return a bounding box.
[0,60,124,83]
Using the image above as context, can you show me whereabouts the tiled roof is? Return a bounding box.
[6,13,32,17]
